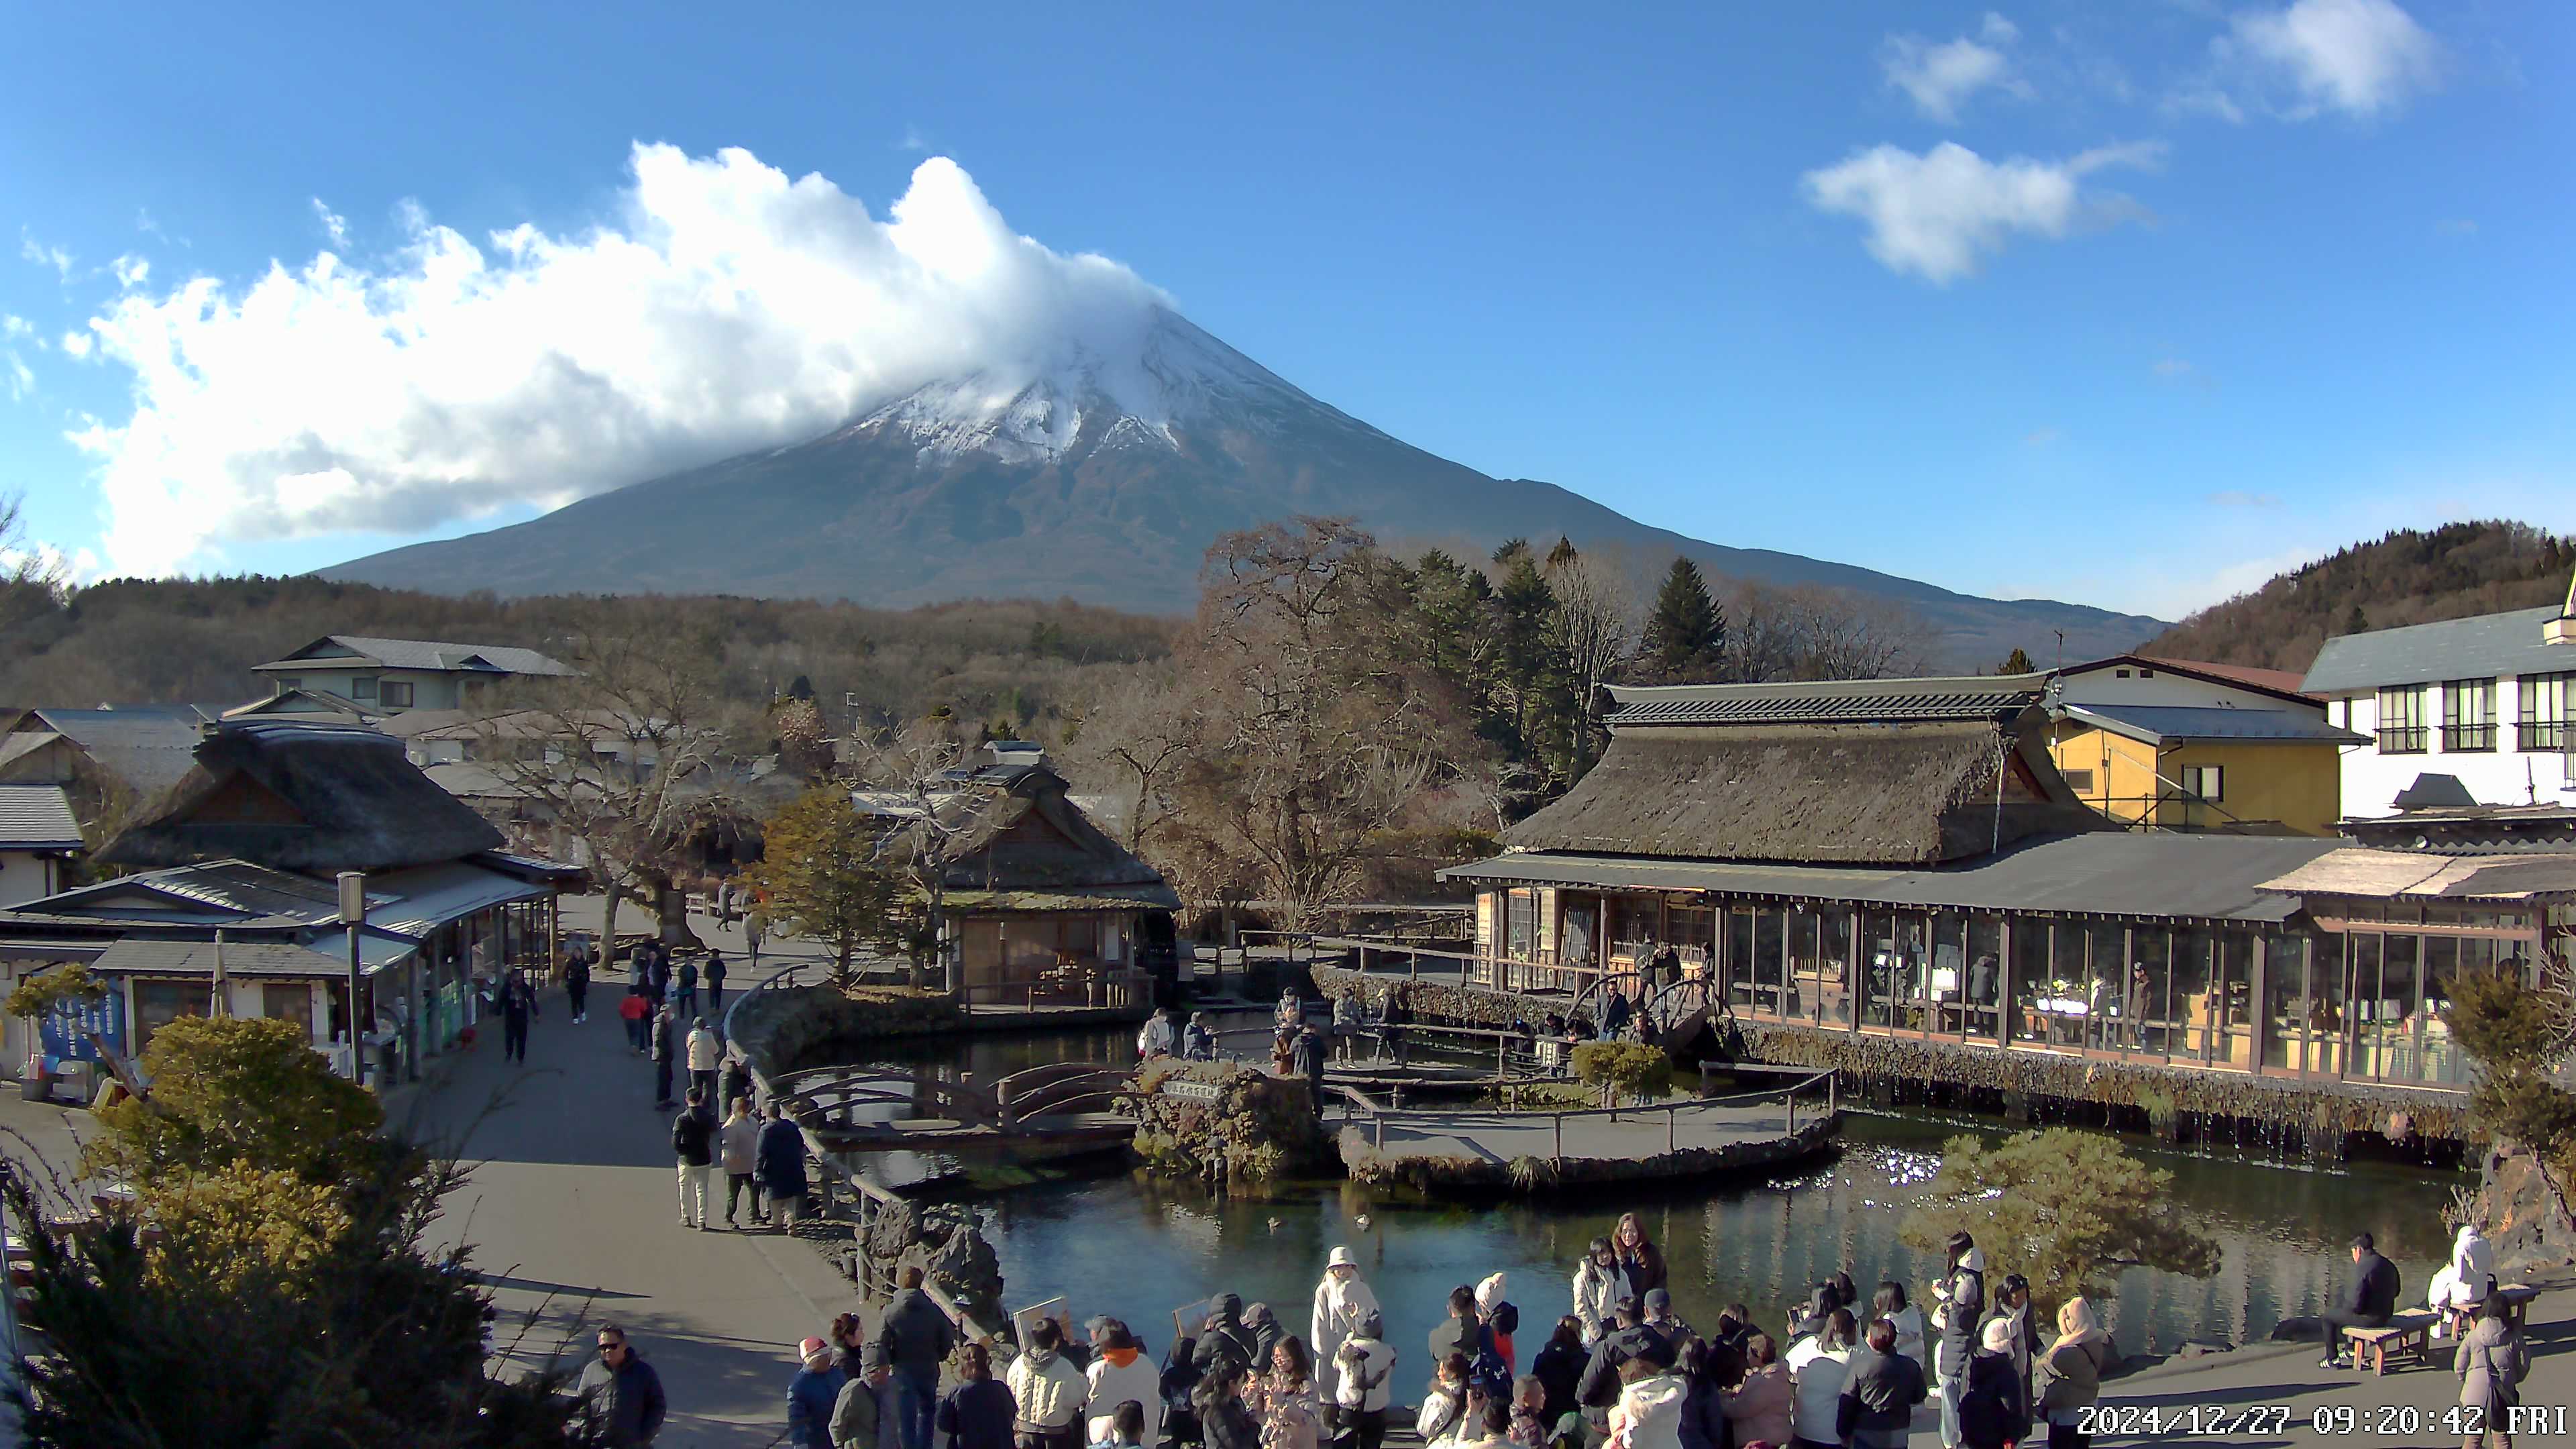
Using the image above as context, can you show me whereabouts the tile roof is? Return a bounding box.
[1602,674,2049,727]
[253,635,574,677]
[0,784,81,850]
[2059,703,2367,746]
[2303,606,2576,693]
[25,708,211,797]
[89,936,353,978]
[2257,848,2576,903]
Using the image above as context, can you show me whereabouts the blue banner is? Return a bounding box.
[40,989,124,1065]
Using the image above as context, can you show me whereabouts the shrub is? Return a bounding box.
[1572,1041,1673,1104]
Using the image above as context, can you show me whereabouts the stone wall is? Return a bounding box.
[1126,1059,1330,1186]
[1340,1113,1841,1194]
[729,983,970,1079]
[1309,965,1567,1030]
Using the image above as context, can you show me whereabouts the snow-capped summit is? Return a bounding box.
[327,305,2163,668]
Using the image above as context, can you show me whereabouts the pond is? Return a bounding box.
[842,1017,2463,1358]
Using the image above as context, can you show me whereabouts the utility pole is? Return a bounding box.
[339,871,368,1085]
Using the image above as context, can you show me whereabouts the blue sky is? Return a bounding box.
[2,1,2567,619]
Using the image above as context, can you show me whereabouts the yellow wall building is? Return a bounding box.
[2045,704,2361,836]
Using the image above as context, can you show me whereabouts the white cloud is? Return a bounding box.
[59,329,92,359]
[111,254,150,289]
[1880,13,2027,123]
[312,199,349,246]
[896,125,928,153]
[3,352,31,402]
[19,234,72,282]
[1799,140,2165,284]
[73,143,1174,576]
[2210,0,2442,119]
[0,315,30,339]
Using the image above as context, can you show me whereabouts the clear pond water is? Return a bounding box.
[841,1017,2463,1359]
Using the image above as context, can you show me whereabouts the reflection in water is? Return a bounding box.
[844,1024,2462,1357]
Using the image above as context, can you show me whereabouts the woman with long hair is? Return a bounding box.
[1531,1317,1588,1427]
[1788,1308,1856,1449]
[1197,1358,1264,1449]
[1256,1337,1322,1449]
[938,1343,1018,1449]
[1573,1240,1632,1346]
[1614,1214,1669,1300]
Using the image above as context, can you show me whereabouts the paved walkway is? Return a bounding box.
[394,896,858,1448]
[2094,1290,2576,1447]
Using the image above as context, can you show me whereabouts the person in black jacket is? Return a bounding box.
[1576,1301,1654,1409]
[936,1342,1015,1449]
[1529,1316,1587,1428]
[671,1087,716,1230]
[1194,1359,1262,1449]
[1956,1320,2029,1449]
[1837,1319,1927,1449]
[1195,1296,1259,1379]
[2320,1232,2402,1368]
[564,947,591,1024]
[578,1325,669,1447]
[1933,1234,1988,1449]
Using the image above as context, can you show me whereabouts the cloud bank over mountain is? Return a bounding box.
[72,144,1169,575]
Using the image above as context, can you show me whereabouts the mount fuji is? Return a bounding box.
[324,307,2161,665]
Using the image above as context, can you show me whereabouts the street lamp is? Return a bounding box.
[339,871,366,1085]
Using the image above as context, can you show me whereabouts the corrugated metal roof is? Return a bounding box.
[91,936,353,978]
[254,634,573,677]
[2059,703,2367,746]
[1441,832,2341,924]
[362,861,546,937]
[2257,848,2576,902]
[2303,606,2576,693]
[1603,675,2047,727]
[0,784,81,849]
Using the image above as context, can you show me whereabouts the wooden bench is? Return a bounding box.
[2345,1310,2438,1375]
[2440,1282,2541,1338]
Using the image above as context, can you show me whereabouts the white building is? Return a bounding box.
[250,635,574,715]
[0,784,81,906]
[2302,600,2576,819]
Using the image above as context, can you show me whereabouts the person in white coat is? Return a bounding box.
[2427,1222,2497,1334]
[1572,1238,1632,1346]
[1311,1245,1381,1399]
[1085,1319,1163,1445]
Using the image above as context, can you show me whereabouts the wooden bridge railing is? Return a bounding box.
[1340,1066,1839,1157]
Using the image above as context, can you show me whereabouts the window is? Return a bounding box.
[2139,667,2156,678]
[2062,767,2096,792]
[2520,672,2572,753]
[2442,678,2496,752]
[2114,669,2131,678]
[2376,685,2429,753]
[351,676,378,700]
[2177,764,2223,800]
[133,979,208,1050]
[380,680,416,708]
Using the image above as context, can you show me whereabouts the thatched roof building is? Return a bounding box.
[101,719,502,875]
[1508,676,2103,867]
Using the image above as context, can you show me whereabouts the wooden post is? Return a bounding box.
[1409,950,1420,984]
[1827,1070,1837,1116]
[1554,1113,1563,1160]
[1666,1104,1677,1155]
[1496,1034,1507,1078]
[1786,1087,1799,1135]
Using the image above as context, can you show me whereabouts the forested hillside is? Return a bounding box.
[2145,521,2574,673]
[0,574,1177,738]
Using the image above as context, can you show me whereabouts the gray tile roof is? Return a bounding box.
[253,634,574,677]
[1443,831,2341,924]
[2303,606,2576,693]
[2059,703,2367,746]
[28,708,212,797]
[0,784,81,849]
[1603,674,2048,727]
[89,936,354,978]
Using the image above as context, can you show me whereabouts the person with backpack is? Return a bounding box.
[1415,1354,1473,1448]
[564,947,591,1024]
[2455,1278,2528,1449]
[1957,1319,2030,1449]
[1162,1329,1207,1448]
[1331,1311,1395,1449]
[674,953,700,1016]
[1430,1286,1484,1375]
[1196,1296,1260,1381]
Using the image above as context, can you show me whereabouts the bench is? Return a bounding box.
[2440,1282,2541,1338]
[2345,1310,2438,1375]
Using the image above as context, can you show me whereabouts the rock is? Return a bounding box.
[1128,1059,1329,1186]
[2267,1316,2324,1343]
[2174,1340,2232,1359]
[2480,1142,2576,1277]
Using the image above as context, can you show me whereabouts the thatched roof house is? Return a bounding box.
[100,719,502,875]
[1509,676,2103,867]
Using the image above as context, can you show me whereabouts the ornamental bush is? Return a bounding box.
[1572,1041,1673,1104]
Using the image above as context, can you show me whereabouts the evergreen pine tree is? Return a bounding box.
[1641,557,1724,680]
[1996,647,2036,674]
[2344,604,2370,635]
[1496,553,1557,752]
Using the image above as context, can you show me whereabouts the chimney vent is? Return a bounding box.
[2548,568,2576,645]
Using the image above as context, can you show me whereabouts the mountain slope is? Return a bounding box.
[2145,521,2575,672]
[329,309,2162,669]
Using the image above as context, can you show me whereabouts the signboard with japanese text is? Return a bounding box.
[40,988,124,1064]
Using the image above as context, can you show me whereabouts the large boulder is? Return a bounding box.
[1127,1059,1330,1187]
